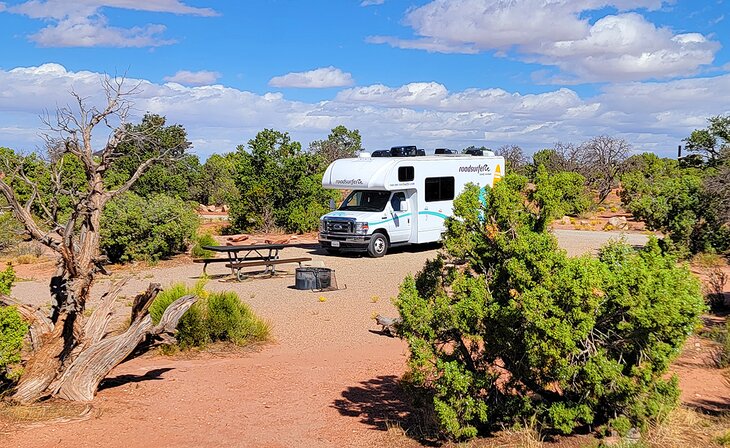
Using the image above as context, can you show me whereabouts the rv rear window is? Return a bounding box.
[425,177,455,202]
[398,166,414,182]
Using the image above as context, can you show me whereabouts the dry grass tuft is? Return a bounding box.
[0,401,93,432]
[645,406,730,448]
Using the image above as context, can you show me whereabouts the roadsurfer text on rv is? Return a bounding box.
[334,179,365,185]
[458,164,492,174]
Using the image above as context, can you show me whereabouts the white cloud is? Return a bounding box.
[372,0,719,82]
[4,0,217,47]
[365,35,478,54]
[1,63,730,159]
[164,70,221,86]
[360,0,385,5]
[268,67,355,88]
[32,18,173,48]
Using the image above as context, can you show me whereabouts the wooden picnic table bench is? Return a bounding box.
[194,256,267,275]
[200,243,309,280]
[225,257,313,281]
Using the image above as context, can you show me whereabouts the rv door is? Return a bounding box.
[387,192,411,243]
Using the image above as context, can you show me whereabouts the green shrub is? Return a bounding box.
[533,165,592,218]
[207,291,270,344]
[150,282,269,349]
[620,152,730,256]
[100,192,199,263]
[0,265,15,295]
[229,129,338,233]
[396,177,705,439]
[191,233,217,259]
[0,305,28,386]
[0,212,22,253]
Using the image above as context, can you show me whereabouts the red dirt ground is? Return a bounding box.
[2,232,728,447]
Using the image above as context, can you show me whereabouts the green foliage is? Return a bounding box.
[309,125,362,167]
[193,153,239,206]
[0,147,87,222]
[396,176,705,439]
[0,304,28,385]
[150,282,269,349]
[0,212,23,253]
[191,233,217,259]
[532,165,592,218]
[104,114,199,201]
[206,291,270,344]
[684,115,730,162]
[100,192,199,263]
[0,265,15,296]
[620,153,730,255]
[230,129,337,233]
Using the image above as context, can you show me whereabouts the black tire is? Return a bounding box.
[367,233,388,257]
[324,248,341,255]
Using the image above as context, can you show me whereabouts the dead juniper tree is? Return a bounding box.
[0,77,196,403]
[578,135,630,203]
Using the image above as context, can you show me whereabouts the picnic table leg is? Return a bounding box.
[228,251,238,276]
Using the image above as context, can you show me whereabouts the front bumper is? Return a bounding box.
[319,233,371,249]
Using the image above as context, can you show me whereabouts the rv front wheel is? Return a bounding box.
[368,233,388,257]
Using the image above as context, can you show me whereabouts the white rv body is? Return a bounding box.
[318,153,505,256]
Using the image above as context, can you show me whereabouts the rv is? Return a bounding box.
[319,150,505,257]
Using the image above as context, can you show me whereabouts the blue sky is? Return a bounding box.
[0,0,729,159]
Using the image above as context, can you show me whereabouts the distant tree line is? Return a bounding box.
[0,112,363,263]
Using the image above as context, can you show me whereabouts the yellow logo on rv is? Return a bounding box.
[494,164,502,183]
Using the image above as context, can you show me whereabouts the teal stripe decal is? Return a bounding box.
[368,213,412,226]
[367,210,448,226]
[418,210,449,219]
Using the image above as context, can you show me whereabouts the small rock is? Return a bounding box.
[608,216,628,229]
[626,427,641,441]
[561,216,571,225]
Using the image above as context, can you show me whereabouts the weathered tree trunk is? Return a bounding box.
[11,311,80,403]
[0,78,187,404]
[55,293,196,401]
[3,283,195,403]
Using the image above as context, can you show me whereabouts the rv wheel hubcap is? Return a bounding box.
[375,239,385,253]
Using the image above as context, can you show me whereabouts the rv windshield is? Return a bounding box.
[339,190,391,212]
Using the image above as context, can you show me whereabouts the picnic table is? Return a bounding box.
[196,244,311,280]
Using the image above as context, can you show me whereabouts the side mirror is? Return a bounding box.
[400,201,408,212]
[329,198,336,210]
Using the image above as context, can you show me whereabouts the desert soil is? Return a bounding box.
[2,230,728,447]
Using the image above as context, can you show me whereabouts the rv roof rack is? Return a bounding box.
[371,146,426,157]
[434,148,458,155]
[463,148,484,156]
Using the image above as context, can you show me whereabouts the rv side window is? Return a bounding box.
[398,166,414,182]
[425,177,455,202]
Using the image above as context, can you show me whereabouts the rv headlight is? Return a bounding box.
[354,222,369,234]
[319,219,325,233]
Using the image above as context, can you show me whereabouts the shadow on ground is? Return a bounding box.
[332,375,439,445]
[98,367,174,392]
[686,397,730,415]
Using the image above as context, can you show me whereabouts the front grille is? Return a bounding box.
[325,220,354,234]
